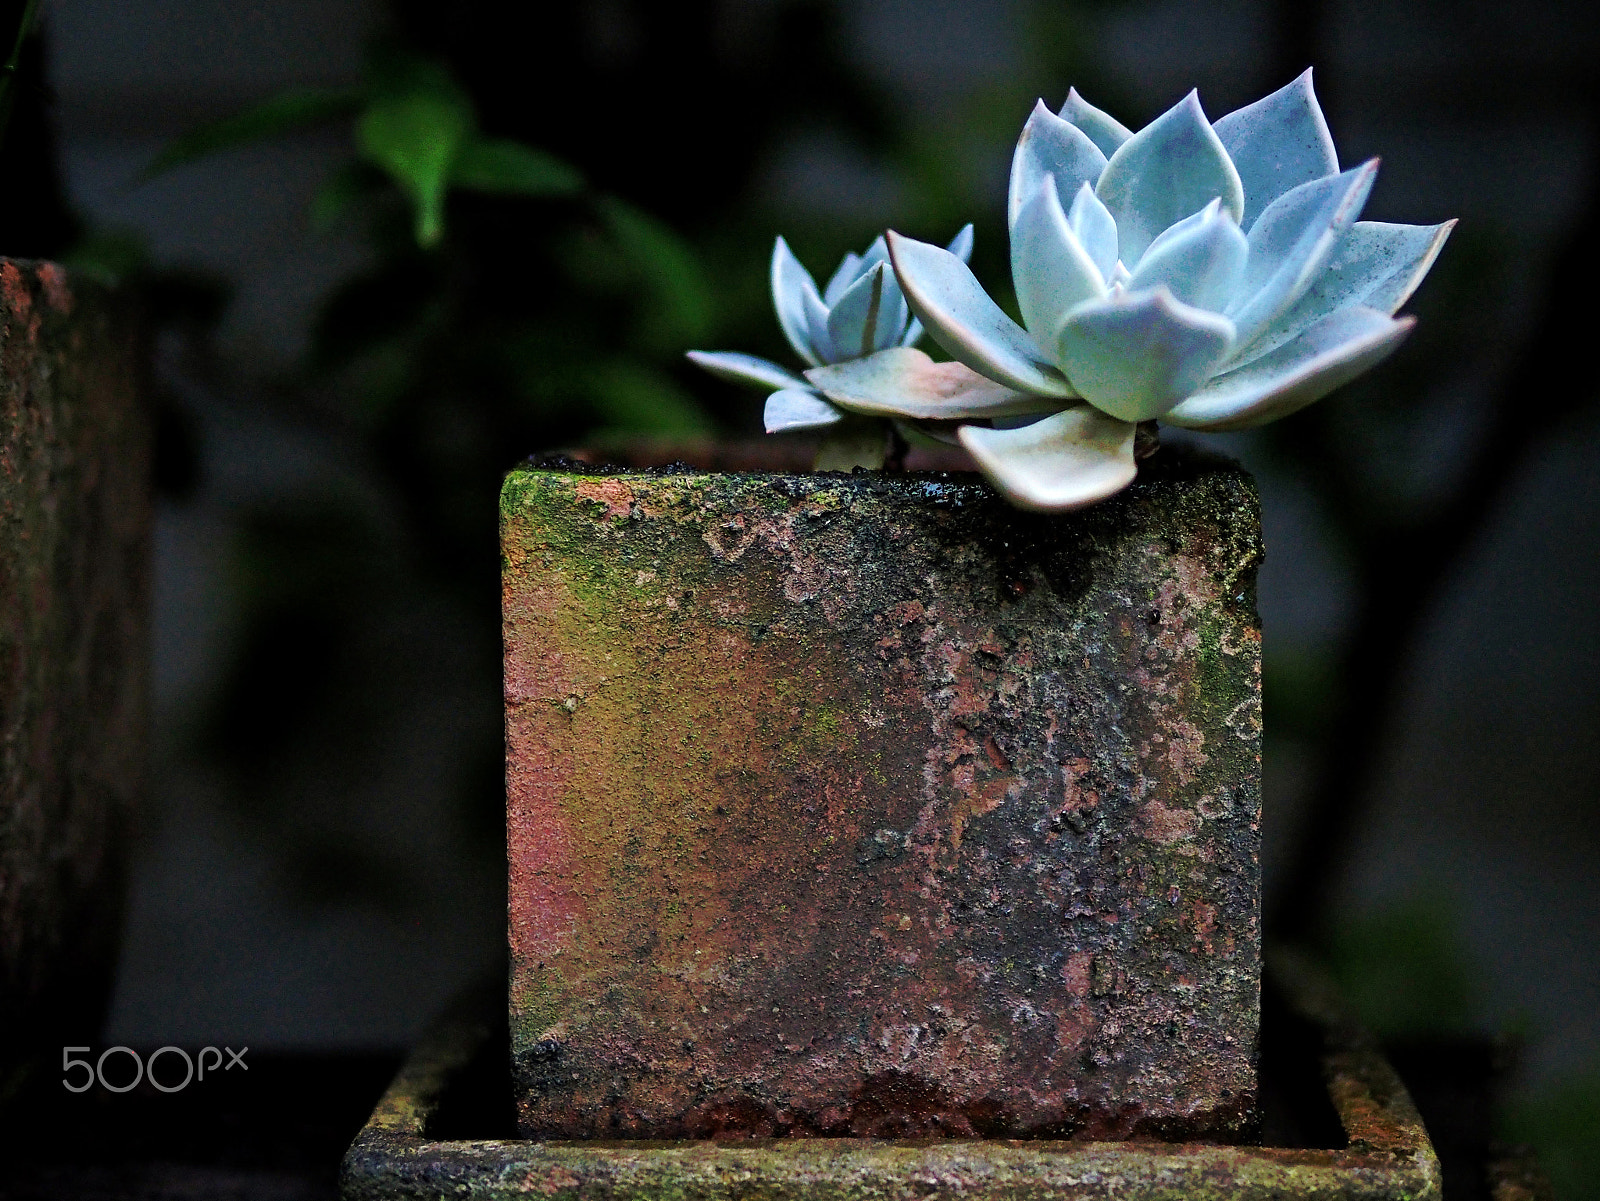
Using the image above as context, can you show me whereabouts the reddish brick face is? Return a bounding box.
[502,454,1262,1141]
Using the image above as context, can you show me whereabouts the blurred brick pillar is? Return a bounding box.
[0,261,148,1099]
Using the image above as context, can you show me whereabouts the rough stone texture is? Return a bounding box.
[342,962,1441,1201]
[501,449,1261,1141]
[0,262,148,1099]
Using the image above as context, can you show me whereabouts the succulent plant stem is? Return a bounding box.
[1134,421,1161,461]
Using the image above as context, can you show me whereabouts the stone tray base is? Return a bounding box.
[340,956,1441,1201]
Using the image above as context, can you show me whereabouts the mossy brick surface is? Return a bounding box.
[0,262,147,1098]
[500,451,1262,1141]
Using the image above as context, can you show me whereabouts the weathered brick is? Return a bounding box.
[0,262,147,1097]
[502,450,1261,1140]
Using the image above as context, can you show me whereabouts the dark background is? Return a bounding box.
[5,0,1596,1193]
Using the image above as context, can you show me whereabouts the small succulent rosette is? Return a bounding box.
[811,70,1454,510]
[687,227,973,463]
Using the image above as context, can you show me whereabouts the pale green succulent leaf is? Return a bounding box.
[1067,182,1119,282]
[1012,176,1108,348]
[1164,305,1412,431]
[858,235,891,273]
[1213,68,1339,229]
[803,284,838,364]
[770,236,826,367]
[1226,159,1378,348]
[887,230,1075,397]
[902,225,975,347]
[1055,286,1236,422]
[1009,100,1109,230]
[1059,87,1134,159]
[958,406,1138,511]
[686,350,810,393]
[827,262,889,360]
[875,275,912,351]
[1227,218,1455,368]
[1095,90,1244,264]
[807,347,1071,420]
[1354,219,1456,314]
[823,251,865,305]
[946,223,975,263]
[764,388,847,433]
[1126,198,1248,312]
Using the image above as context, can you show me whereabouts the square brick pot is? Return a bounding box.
[501,449,1262,1141]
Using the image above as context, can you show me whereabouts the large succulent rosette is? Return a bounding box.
[809,71,1454,509]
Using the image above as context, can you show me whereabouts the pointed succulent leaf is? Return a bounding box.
[686,350,811,392]
[859,235,892,272]
[803,284,838,364]
[947,223,976,263]
[875,272,913,351]
[1345,219,1456,314]
[1225,159,1378,348]
[887,230,1075,397]
[1067,182,1119,282]
[1009,100,1109,229]
[1127,198,1248,312]
[958,406,1138,511]
[1213,69,1339,229]
[1055,286,1236,422]
[902,225,976,347]
[823,251,864,306]
[1164,305,1412,430]
[827,262,890,359]
[1013,176,1109,348]
[1095,91,1245,265]
[807,347,1069,420]
[1059,87,1134,159]
[1226,218,1455,368]
[764,387,848,433]
[771,237,825,366]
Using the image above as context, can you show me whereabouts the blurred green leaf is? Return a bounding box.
[0,0,42,156]
[1505,1073,1600,1201]
[1327,897,1478,1040]
[63,227,150,288]
[146,87,362,177]
[597,196,715,348]
[1263,648,1342,740]
[310,161,386,233]
[357,74,474,248]
[584,361,712,439]
[451,136,583,197]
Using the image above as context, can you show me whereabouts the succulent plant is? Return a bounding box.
[809,71,1454,510]
[687,228,973,466]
